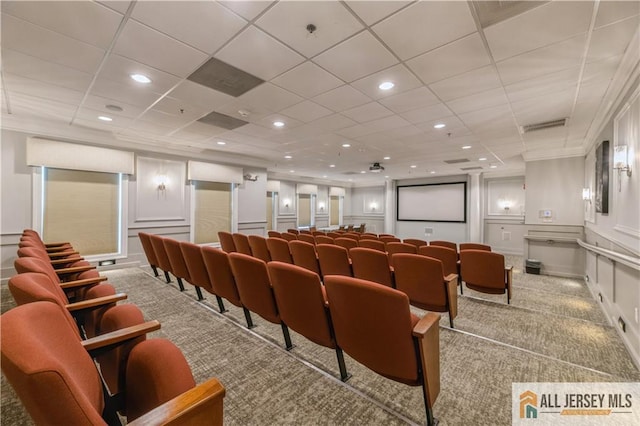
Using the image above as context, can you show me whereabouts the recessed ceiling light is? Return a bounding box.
[273,121,285,127]
[434,123,446,129]
[410,165,417,168]
[342,143,351,148]
[348,179,353,182]
[430,171,436,174]
[360,171,366,174]
[378,81,394,90]
[383,156,391,160]
[98,116,112,122]
[490,165,498,169]
[289,170,295,173]
[329,164,336,168]
[478,157,487,161]
[322,175,327,178]
[462,145,472,149]
[284,155,292,159]
[130,74,151,84]
[384,175,389,178]
[216,141,226,145]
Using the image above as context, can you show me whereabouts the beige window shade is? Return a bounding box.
[298,194,311,226]
[266,193,273,231]
[194,181,231,244]
[330,196,340,226]
[43,168,119,256]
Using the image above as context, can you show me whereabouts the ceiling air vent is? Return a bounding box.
[188,57,264,97]
[521,118,567,134]
[198,111,248,130]
[460,166,483,171]
[444,158,470,164]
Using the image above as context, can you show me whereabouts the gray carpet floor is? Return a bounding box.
[2,256,638,425]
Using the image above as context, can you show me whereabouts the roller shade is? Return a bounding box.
[188,160,243,184]
[27,137,134,174]
[329,187,345,196]
[296,184,318,195]
[266,180,281,192]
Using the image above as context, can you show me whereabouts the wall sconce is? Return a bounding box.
[154,174,168,191]
[283,198,291,208]
[318,202,325,212]
[614,145,632,192]
[369,202,378,212]
[582,187,591,202]
[498,199,512,212]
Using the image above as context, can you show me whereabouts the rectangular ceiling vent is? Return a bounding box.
[198,111,248,130]
[188,57,264,97]
[444,158,470,164]
[521,118,567,134]
[460,166,483,171]
[342,171,360,175]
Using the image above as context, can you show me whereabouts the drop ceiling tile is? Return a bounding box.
[594,1,640,28]
[3,74,84,106]
[344,1,411,26]
[218,1,274,21]
[73,117,130,133]
[90,77,161,108]
[256,1,363,58]
[75,107,135,128]
[113,20,208,77]
[174,121,228,138]
[406,33,491,85]
[582,55,622,85]
[236,83,304,112]
[139,109,198,129]
[458,104,515,130]
[254,114,305,131]
[447,87,509,115]
[399,103,453,125]
[314,31,398,82]
[378,87,440,114]
[168,80,235,110]
[271,62,343,98]
[132,1,246,54]
[351,64,423,100]
[312,85,372,112]
[301,113,358,133]
[511,88,575,124]
[586,15,639,63]
[1,14,105,74]
[484,1,593,62]
[577,80,611,103]
[280,100,333,123]
[83,94,146,118]
[152,96,210,121]
[372,1,476,61]
[127,118,177,136]
[96,1,131,15]
[1,49,93,92]
[336,124,374,139]
[100,54,182,94]
[215,26,304,81]
[496,34,586,86]
[359,115,412,134]
[428,65,502,102]
[341,102,394,123]
[2,1,122,49]
[504,67,580,104]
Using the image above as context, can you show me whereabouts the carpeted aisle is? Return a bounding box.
[1,256,638,425]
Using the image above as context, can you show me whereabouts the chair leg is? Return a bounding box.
[421,381,437,426]
[281,323,294,351]
[216,296,228,313]
[176,277,185,291]
[243,308,255,329]
[335,347,351,382]
[163,270,171,283]
[460,281,463,295]
[150,265,159,277]
[195,286,204,301]
[449,315,454,329]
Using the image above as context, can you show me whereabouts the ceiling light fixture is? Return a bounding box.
[130,74,151,84]
[342,143,351,148]
[383,156,391,160]
[434,123,446,129]
[360,171,366,174]
[217,141,226,145]
[98,116,113,122]
[410,165,417,168]
[289,170,295,173]
[379,81,394,90]
[273,121,285,127]
[430,171,436,174]
[479,157,487,161]
[490,165,497,169]
[462,145,472,149]
[284,155,292,159]
[329,164,336,168]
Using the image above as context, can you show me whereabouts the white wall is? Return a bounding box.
[344,186,385,234]
[525,157,585,226]
[236,167,268,235]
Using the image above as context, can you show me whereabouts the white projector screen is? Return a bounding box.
[397,182,467,222]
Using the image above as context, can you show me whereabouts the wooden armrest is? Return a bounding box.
[50,256,83,266]
[44,241,71,247]
[129,378,226,426]
[48,250,80,258]
[82,320,161,357]
[46,246,72,253]
[444,274,458,321]
[60,276,108,290]
[55,265,95,275]
[66,293,127,313]
[412,312,440,408]
[444,273,458,284]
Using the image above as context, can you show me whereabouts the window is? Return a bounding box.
[193,181,231,244]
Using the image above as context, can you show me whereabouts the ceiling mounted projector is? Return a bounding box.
[369,162,385,172]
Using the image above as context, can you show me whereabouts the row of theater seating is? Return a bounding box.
[138,232,441,425]
[2,230,225,425]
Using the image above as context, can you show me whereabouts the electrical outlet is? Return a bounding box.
[424,227,433,236]
[618,317,626,333]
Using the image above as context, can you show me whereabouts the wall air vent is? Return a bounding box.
[444,159,470,164]
[521,118,567,134]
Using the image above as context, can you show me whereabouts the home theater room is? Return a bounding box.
[1,1,639,425]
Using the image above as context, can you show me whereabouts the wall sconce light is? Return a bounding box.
[582,187,591,202]
[283,198,291,208]
[369,202,378,212]
[154,174,168,191]
[318,202,325,212]
[498,199,512,212]
[614,145,632,177]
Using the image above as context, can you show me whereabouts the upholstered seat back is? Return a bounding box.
[180,241,213,292]
[386,242,418,259]
[316,244,352,277]
[459,243,491,252]
[0,302,106,425]
[266,238,293,263]
[217,231,237,253]
[232,233,253,256]
[403,238,428,248]
[429,240,457,253]
[379,236,401,244]
[289,241,321,275]
[163,238,191,282]
[149,234,173,272]
[334,237,358,251]
[281,232,298,241]
[393,254,447,310]
[460,250,505,292]
[349,248,394,287]
[418,246,458,277]
[138,232,159,267]
[267,231,282,238]
[228,253,281,324]
[358,239,385,252]
[324,276,419,385]
[201,247,242,307]
[248,235,271,263]
[297,233,316,245]
[314,235,334,245]
[14,256,61,284]
[267,262,335,348]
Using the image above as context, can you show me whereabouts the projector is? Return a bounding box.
[369,162,385,172]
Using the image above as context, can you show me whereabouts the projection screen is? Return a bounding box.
[397,182,467,222]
